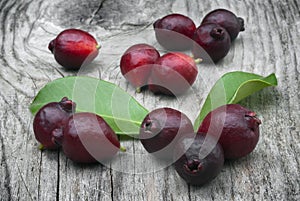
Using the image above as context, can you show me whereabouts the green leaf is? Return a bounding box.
[193,71,278,131]
[29,76,149,135]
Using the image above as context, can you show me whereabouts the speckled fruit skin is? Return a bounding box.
[62,112,120,163]
[48,29,99,70]
[197,104,261,159]
[120,44,160,92]
[148,52,198,96]
[201,9,245,41]
[33,97,75,149]
[139,107,194,159]
[154,14,196,50]
[174,134,224,186]
[193,23,231,63]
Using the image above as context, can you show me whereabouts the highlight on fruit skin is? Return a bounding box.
[62,112,123,163]
[120,43,160,93]
[148,52,199,96]
[48,28,100,70]
[153,13,196,51]
[192,23,231,63]
[139,107,194,160]
[197,104,261,159]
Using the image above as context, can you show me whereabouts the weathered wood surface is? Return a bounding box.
[0,0,299,200]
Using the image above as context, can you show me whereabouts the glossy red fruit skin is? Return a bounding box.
[192,23,231,63]
[201,9,245,41]
[154,14,196,50]
[197,104,261,159]
[33,97,75,150]
[174,134,224,186]
[148,52,198,96]
[139,108,194,159]
[62,112,120,163]
[48,29,99,70]
[120,44,160,91]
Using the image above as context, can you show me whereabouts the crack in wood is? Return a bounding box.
[110,166,114,201]
[0,92,28,129]
[86,0,107,25]
[16,163,35,201]
[56,151,60,201]
[0,128,12,201]
[37,150,42,201]
[187,184,191,201]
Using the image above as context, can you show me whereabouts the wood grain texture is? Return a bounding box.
[0,0,299,200]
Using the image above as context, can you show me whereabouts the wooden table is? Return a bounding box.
[0,0,299,200]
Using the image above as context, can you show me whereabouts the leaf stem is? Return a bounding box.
[194,58,203,64]
[120,146,127,152]
[136,87,142,93]
[38,144,44,151]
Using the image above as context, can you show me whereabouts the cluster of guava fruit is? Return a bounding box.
[33,97,260,186]
[119,9,244,96]
[139,104,260,186]
[33,97,124,163]
[33,8,263,187]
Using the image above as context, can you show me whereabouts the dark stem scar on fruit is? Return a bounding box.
[238,17,245,31]
[245,111,262,124]
[48,40,55,53]
[145,120,152,132]
[185,159,203,173]
[60,97,76,113]
[210,28,225,40]
[245,111,262,132]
